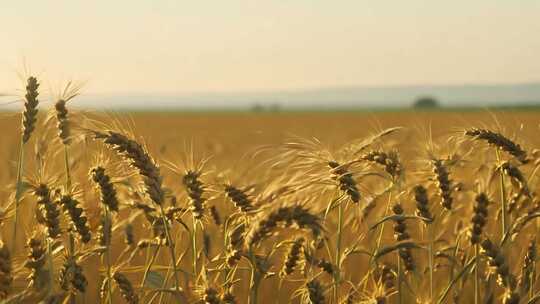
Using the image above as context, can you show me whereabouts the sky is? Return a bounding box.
[1,0,540,96]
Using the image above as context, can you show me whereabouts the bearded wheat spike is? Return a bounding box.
[183,170,206,219]
[59,255,87,294]
[480,238,517,292]
[245,204,323,248]
[431,158,454,210]
[281,237,305,277]
[0,241,12,299]
[22,76,40,144]
[328,161,360,203]
[362,150,403,178]
[226,224,245,267]
[93,130,164,205]
[113,272,138,304]
[25,236,48,290]
[465,128,528,164]
[497,161,530,197]
[225,184,255,213]
[55,99,71,145]
[90,166,119,212]
[469,193,489,245]
[58,194,92,243]
[377,264,395,292]
[413,185,432,223]
[33,184,61,239]
[392,203,415,272]
[305,279,325,304]
[304,251,334,276]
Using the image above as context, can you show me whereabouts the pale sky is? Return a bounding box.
[1,0,540,95]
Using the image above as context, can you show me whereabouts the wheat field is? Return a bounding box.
[1,78,540,304]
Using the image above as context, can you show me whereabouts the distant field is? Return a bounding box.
[2,110,539,167]
[1,110,540,303]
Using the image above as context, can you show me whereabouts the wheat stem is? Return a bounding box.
[158,204,180,292]
[474,244,479,304]
[248,249,261,304]
[397,251,402,304]
[334,199,344,303]
[374,189,393,257]
[104,207,113,304]
[428,225,434,302]
[496,149,508,239]
[11,138,25,253]
[192,217,198,276]
[47,238,54,297]
[141,245,160,288]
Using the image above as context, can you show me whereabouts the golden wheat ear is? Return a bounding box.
[21,76,40,144]
[413,185,433,224]
[0,241,12,300]
[59,254,87,294]
[58,193,92,243]
[25,233,48,291]
[430,158,454,211]
[280,237,305,277]
[183,169,207,220]
[113,272,139,304]
[464,128,528,164]
[245,204,323,249]
[328,160,361,203]
[305,278,326,304]
[32,183,61,240]
[224,184,255,213]
[390,203,415,273]
[90,166,119,212]
[93,130,165,206]
[468,193,489,245]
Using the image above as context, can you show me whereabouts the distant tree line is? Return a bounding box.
[413,96,440,108]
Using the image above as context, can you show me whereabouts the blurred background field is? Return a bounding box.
[2,110,539,169]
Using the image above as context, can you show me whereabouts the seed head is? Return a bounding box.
[0,241,12,299]
[413,185,433,223]
[328,161,360,203]
[22,76,40,144]
[469,193,489,245]
[90,166,119,212]
[183,170,206,220]
[93,130,164,205]
[58,194,91,243]
[113,272,138,304]
[245,204,323,248]
[281,237,305,277]
[225,185,255,213]
[465,128,528,164]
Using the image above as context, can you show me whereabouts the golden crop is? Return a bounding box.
[1,77,540,303]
